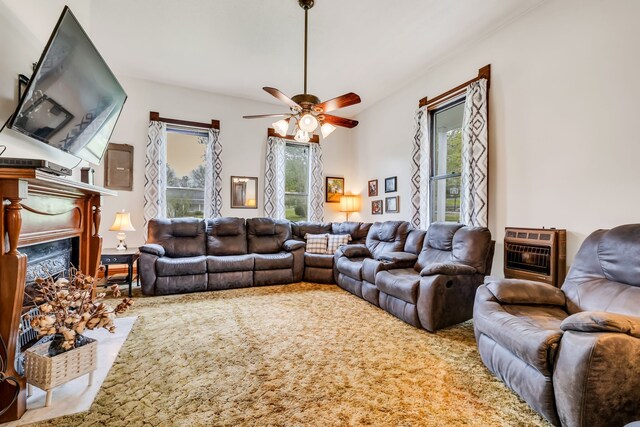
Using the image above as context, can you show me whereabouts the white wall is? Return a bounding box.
[0,1,355,250]
[94,76,354,248]
[351,0,640,275]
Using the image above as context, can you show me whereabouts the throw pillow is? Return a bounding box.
[326,234,352,254]
[304,233,329,254]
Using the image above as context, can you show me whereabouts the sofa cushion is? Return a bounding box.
[206,254,254,273]
[254,252,293,270]
[292,221,332,240]
[475,304,568,376]
[426,222,464,251]
[206,217,247,256]
[247,218,292,254]
[366,221,410,259]
[156,256,207,276]
[304,253,334,269]
[331,222,371,244]
[336,257,365,281]
[375,268,420,304]
[305,233,329,254]
[147,218,206,258]
[326,234,351,254]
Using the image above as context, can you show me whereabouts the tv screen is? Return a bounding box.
[9,6,127,165]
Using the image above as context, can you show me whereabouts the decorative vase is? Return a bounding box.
[47,333,91,357]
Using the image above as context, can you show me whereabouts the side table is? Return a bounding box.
[101,247,139,297]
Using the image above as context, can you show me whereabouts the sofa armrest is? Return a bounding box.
[378,252,418,263]
[561,311,640,338]
[420,263,477,277]
[485,277,566,306]
[340,244,371,258]
[140,243,165,257]
[283,239,305,252]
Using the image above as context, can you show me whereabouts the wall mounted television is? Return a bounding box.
[9,6,127,165]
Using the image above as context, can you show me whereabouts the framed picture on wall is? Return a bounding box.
[326,177,344,203]
[368,179,378,197]
[385,196,399,213]
[385,176,397,193]
[372,200,383,215]
[230,176,258,209]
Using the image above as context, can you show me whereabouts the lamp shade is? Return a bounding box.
[109,210,136,232]
[339,195,360,213]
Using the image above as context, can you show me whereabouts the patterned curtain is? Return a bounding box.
[460,79,489,227]
[264,136,286,219]
[143,120,167,238]
[204,128,223,218]
[409,105,431,229]
[308,143,324,222]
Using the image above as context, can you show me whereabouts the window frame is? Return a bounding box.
[284,141,311,221]
[428,95,466,223]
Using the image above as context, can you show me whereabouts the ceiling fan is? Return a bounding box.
[243,0,361,142]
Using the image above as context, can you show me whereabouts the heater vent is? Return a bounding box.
[504,227,566,287]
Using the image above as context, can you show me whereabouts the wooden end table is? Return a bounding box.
[101,247,139,297]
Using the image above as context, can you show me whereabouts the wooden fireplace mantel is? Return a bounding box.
[0,168,116,422]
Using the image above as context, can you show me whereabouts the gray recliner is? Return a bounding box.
[370,222,494,331]
[474,224,640,426]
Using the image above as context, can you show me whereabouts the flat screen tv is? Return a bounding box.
[9,6,127,165]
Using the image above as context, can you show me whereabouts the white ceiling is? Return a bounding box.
[89,0,546,115]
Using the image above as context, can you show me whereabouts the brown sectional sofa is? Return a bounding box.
[335,222,495,332]
[140,217,305,295]
[291,221,371,283]
[473,224,640,427]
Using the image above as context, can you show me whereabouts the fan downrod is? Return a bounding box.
[298,0,314,10]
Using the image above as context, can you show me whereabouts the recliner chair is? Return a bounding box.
[474,224,640,427]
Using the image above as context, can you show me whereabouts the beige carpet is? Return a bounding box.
[31,283,550,427]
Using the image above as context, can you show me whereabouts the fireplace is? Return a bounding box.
[14,238,80,376]
[0,168,115,421]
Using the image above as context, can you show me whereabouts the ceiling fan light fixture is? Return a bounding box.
[298,113,319,132]
[272,118,289,136]
[294,128,310,143]
[320,122,336,138]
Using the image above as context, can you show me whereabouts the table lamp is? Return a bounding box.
[109,210,136,251]
[339,194,360,221]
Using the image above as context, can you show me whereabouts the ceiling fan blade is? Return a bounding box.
[322,114,359,129]
[243,113,291,119]
[263,87,301,110]
[315,93,361,114]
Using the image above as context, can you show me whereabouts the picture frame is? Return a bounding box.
[371,200,383,215]
[385,176,397,193]
[368,179,378,197]
[326,176,344,203]
[385,196,399,213]
[230,176,258,209]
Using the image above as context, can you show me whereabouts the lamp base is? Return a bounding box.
[116,232,127,251]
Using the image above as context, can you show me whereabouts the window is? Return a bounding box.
[284,142,310,221]
[430,98,465,223]
[166,128,207,218]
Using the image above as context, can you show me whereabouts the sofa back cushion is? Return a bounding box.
[365,221,410,259]
[331,222,372,244]
[246,218,292,254]
[562,224,640,316]
[147,218,206,258]
[206,217,247,256]
[404,229,427,255]
[292,221,332,241]
[415,223,492,274]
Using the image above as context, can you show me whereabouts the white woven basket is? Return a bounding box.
[24,337,97,391]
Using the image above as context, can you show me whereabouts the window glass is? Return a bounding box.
[430,99,464,223]
[284,143,309,221]
[166,131,206,218]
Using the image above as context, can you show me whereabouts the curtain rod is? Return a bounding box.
[418,64,491,109]
[149,111,220,130]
